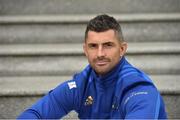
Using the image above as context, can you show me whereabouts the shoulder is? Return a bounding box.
[120,82,163,118]
[118,71,158,104]
[118,74,164,118]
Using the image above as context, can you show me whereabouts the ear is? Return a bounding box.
[120,42,128,56]
[83,43,88,57]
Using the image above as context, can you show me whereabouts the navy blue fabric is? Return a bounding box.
[17,57,167,119]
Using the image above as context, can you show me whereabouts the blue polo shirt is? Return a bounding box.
[17,57,167,119]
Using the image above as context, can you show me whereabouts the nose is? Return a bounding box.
[97,45,105,58]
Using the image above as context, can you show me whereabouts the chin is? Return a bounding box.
[96,69,110,75]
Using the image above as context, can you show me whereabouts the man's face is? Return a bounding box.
[83,29,127,75]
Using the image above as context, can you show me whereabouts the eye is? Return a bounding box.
[103,42,114,48]
[88,43,98,49]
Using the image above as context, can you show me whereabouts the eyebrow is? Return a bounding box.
[102,42,114,45]
[87,41,114,45]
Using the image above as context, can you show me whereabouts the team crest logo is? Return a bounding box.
[84,96,93,106]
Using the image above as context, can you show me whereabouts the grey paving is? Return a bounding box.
[0,0,179,15]
[0,0,179,119]
[0,75,179,96]
[0,13,180,23]
[0,19,180,44]
[0,42,180,55]
[0,75,179,119]
[0,54,179,76]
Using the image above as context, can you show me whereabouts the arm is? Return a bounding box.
[17,80,79,119]
[122,83,167,119]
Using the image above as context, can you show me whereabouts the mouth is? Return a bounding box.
[96,60,109,66]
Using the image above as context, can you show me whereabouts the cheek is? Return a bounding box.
[110,53,121,63]
[86,51,96,61]
[107,49,120,58]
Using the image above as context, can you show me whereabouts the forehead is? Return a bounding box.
[86,29,118,43]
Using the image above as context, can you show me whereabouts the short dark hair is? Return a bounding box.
[85,14,124,42]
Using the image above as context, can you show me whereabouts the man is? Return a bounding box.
[18,14,167,119]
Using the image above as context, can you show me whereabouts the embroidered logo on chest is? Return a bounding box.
[84,96,93,106]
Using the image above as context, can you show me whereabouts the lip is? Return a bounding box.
[96,61,109,66]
